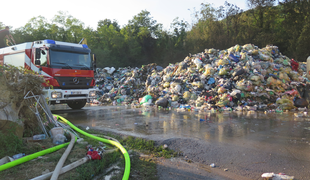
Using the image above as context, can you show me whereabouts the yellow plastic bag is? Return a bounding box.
[218,59,228,65]
[276,99,295,110]
[219,68,227,75]
[183,91,191,100]
[240,52,249,61]
[267,77,276,86]
[218,87,226,94]
[250,75,260,81]
[242,44,254,51]
[163,82,170,88]
[279,72,290,82]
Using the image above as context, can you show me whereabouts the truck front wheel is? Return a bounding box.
[67,100,87,109]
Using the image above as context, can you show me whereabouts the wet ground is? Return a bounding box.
[51,105,310,179]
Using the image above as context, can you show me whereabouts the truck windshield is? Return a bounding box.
[49,50,92,70]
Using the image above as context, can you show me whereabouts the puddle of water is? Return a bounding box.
[52,106,310,144]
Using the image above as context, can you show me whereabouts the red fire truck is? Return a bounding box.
[0,39,97,109]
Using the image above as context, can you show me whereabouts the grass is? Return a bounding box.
[0,123,46,158]
[119,136,178,158]
[81,127,179,158]
[0,126,178,179]
[76,150,122,180]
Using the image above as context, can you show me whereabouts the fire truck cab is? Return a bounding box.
[0,39,97,109]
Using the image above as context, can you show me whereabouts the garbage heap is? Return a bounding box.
[96,44,309,111]
[96,63,161,105]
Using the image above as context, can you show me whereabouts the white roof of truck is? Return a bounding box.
[33,39,88,48]
[0,39,88,55]
[0,42,33,55]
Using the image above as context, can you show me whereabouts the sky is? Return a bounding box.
[1,0,248,31]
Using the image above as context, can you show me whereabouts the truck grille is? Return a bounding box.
[54,77,93,89]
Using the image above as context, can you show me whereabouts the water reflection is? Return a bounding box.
[52,106,310,144]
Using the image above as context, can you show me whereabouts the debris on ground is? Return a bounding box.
[93,44,310,113]
[261,172,294,180]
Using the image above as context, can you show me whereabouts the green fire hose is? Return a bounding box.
[54,114,131,180]
[0,115,130,180]
[0,140,74,171]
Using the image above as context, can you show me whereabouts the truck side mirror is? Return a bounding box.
[92,54,97,71]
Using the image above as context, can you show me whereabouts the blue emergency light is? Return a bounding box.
[44,39,56,44]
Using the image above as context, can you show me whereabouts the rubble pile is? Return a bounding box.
[95,44,309,112]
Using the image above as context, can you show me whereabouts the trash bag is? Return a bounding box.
[183,91,191,101]
[104,67,116,74]
[190,93,198,100]
[163,74,171,82]
[260,62,269,69]
[194,58,202,69]
[294,98,308,108]
[171,95,179,101]
[285,89,299,96]
[267,77,277,86]
[242,44,254,51]
[219,68,228,75]
[279,72,290,82]
[229,53,239,63]
[223,81,233,90]
[283,59,290,66]
[233,68,245,77]
[155,98,168,107]
[156,66,163,71]
[218,59,228,65]
[291,59,299,71]
[276,99,295,110]
[163,82,170,88]
[140,95,152,105]
[236,80,246,90]
[218,87,226,94]
[208,78,215,84]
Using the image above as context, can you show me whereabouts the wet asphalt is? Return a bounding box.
[51,105,310,179]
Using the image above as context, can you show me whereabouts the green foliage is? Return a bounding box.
[7,1,310,68]
[0,124,23,158]
[120,136,178,158]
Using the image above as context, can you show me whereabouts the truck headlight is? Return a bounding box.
[89,90,96,97]
[51,92,62,99]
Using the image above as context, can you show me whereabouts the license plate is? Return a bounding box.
[71,91,82,94]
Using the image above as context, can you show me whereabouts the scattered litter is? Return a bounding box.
[261,172,294,180]
[0,156,14,165]
[42,169,50,175]
[33,134,46,140]
[163,144,168,149]
[86,126,90,130]
[12,153,25,160]
[210,163,215,168]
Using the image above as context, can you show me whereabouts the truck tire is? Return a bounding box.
[67,100,87,109]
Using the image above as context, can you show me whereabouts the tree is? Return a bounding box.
[51,11,84,42]
[170,18,188,48]
[247,0,276,28]
[279,0,310,60]
[98,19,120,32]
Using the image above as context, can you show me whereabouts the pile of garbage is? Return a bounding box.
[94,44,309,112]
